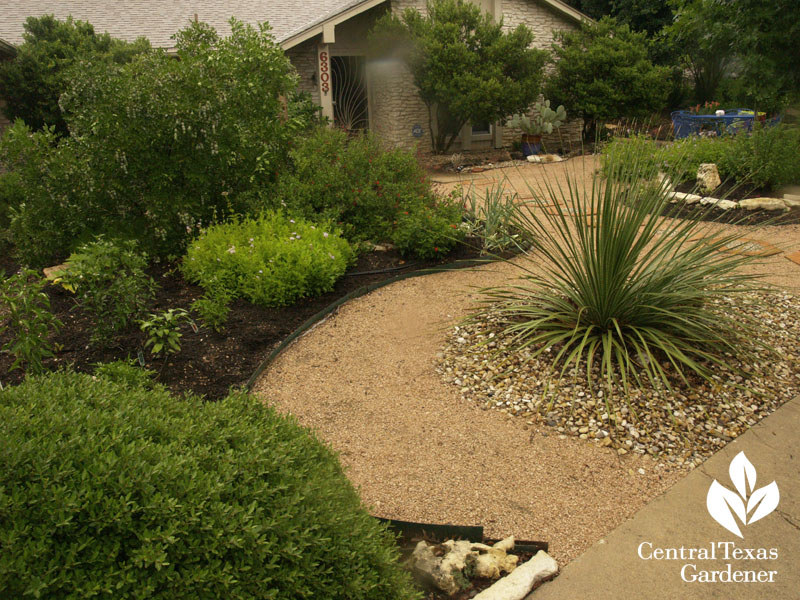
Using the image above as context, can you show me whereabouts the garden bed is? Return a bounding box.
[0,240,493,398]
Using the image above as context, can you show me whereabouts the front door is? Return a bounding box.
[331,55,369,132]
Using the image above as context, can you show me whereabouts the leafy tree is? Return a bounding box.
[545,16,670,139]
[665,0,736,105]
[562,0,672,35]
[370,0,548,153]
[0,15,150,134]
[668,0,800,110]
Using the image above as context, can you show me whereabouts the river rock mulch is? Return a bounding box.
[437,290,800,469]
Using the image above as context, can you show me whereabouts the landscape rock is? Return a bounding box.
[739,197,788,211]
[782,195,800,208]
[670,191,702,204]
[527,154,563,163]
[700,197,738,210]
[473,551,559,600]
[42,263,69,281]
[696,163,721,195]
[410,537,520,595]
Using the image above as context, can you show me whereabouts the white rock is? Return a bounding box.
[700,197,738,210]
[697,163,721,194]
[670,191,702,205]
[739,197,788,211]
[782,196,800,208]
[473,551,559,600]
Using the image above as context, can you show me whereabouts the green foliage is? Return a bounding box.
[0,269,62,374]
[545,17,670,138]
[460,182,532,254]
[191,290,232,333]
[271,127,435,243]
[0,121,95,266]
[474,149,769,398]
[183,211,354,308]
[370,0,548,153]
[2,19,313,264]
[93,359,157,390]
[0,15,150,134]
[0,371,420,599]
[58,237,156,346]
[391,198,465,259]
[139,308,196,356]
[602,125,800,190]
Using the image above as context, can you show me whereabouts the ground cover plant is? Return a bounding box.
[0,370,420,599]
[472,146,769,399]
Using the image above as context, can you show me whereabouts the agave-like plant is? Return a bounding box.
[473,149,772,398]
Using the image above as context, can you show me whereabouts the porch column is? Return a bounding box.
[317,43,334,122]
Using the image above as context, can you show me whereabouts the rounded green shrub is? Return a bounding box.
[391,199,465,260]
[0,371,419,600]
[182,211,354,308]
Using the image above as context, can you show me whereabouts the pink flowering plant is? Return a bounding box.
[182,211,353,308]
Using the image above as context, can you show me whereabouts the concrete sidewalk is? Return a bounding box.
[530,396,800,600]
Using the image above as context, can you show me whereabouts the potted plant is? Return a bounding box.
[508,100,567,157]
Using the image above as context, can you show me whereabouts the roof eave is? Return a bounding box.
[0,38,17,58]
[540,0,593,24]
[280,0,388,50]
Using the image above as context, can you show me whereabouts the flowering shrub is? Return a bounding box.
[1,19,315,265]
[182,211,353,308]
[269,127,434,243]
[390,198,465,260]
[689,100,722,115]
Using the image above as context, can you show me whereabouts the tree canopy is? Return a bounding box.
[545,16,670,137]
[370,0,548,153]
[0,15,150,134]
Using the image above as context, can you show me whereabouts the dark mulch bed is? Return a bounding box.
[667,181,800,226]
[1,242,493,399]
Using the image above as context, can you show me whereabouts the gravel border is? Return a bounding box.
[438,290,800,468]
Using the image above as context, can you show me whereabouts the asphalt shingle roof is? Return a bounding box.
[0,0,371,48]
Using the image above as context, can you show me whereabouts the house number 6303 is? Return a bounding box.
[319,51,330,94]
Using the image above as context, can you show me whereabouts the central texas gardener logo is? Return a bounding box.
[707,452,780,538]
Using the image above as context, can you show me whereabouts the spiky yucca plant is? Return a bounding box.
[474,152,771,396]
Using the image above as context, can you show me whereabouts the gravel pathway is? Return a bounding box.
[254,156,800,566]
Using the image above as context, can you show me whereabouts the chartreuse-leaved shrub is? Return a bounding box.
[183,211,353,308]
[0,371,420,599]
[269,127,436,244]
[474,144,770,402]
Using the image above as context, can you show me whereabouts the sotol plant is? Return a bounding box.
[472,146,771,404]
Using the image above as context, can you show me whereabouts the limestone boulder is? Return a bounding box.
[739,197,789,211]
[697,163,721,195]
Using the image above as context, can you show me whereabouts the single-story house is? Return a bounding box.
[0,0,588,152]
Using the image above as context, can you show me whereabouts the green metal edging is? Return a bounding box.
[243,257,493,392]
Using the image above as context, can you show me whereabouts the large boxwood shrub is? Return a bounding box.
[0,371,419,599]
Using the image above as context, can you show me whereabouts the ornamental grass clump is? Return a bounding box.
[474,150,771,399]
